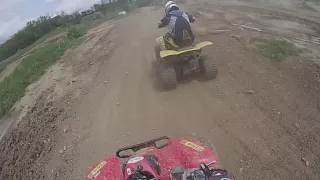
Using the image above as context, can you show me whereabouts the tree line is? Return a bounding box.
[0,0,157,62]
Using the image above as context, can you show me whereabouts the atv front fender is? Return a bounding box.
[86,155,123,180]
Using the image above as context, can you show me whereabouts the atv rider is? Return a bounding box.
[155,1,196,58]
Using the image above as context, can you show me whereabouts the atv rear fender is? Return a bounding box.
[156,36,213,59]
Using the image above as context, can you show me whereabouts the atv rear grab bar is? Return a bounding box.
[116,136,170,158]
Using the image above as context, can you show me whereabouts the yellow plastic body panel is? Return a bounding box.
[159,41,213,58]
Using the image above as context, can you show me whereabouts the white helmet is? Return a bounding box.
[165,1,178,14]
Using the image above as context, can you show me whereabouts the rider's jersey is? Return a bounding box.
[159,10,195,46]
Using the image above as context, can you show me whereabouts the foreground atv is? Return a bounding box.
[155,37,218,90]
[85,136,235,180]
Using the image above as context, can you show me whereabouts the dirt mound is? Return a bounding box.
[0,95,64,180]
[42,34,65,46]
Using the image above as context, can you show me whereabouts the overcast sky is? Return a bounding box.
[0,0,100,43]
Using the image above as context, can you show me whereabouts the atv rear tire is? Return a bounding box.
[157,63,177,90]
[199,55,218,80]
[154,45,161,60]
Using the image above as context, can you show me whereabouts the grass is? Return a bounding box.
[0,29,65,74]
[0,10,120,118]
[0,59,13,74]
[0,8,128,118]
[0,13,115,74]
[252,38,301,62]
[0,37,82,118]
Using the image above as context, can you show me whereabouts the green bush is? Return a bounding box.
[67,28,82,40]
[121,3,135,12]
[135,0,156,7]
[93,12,104,20]
[0,13,83,62]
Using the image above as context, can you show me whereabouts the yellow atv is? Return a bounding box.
[155,37,218,90]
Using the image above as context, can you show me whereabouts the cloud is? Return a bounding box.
[0,0,30,42]
[54,0,100,13]
[0,12,31,42]
[0,0,25,11]
[46,0,58,3]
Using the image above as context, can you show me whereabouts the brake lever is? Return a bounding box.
[207,161,216,167]
[200,161,216,178]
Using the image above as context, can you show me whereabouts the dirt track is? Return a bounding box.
[1,0,320,180]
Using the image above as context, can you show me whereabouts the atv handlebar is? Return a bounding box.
[130,161,234,180]
[116,136,169,158]
[147,161,216,180]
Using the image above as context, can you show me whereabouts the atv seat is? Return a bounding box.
[175,43,197,51]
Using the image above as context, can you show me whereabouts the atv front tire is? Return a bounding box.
[157,63,177,90]
[199,55,218,80]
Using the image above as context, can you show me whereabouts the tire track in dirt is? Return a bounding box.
[50,5,320,180]
[56,7,248,180]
